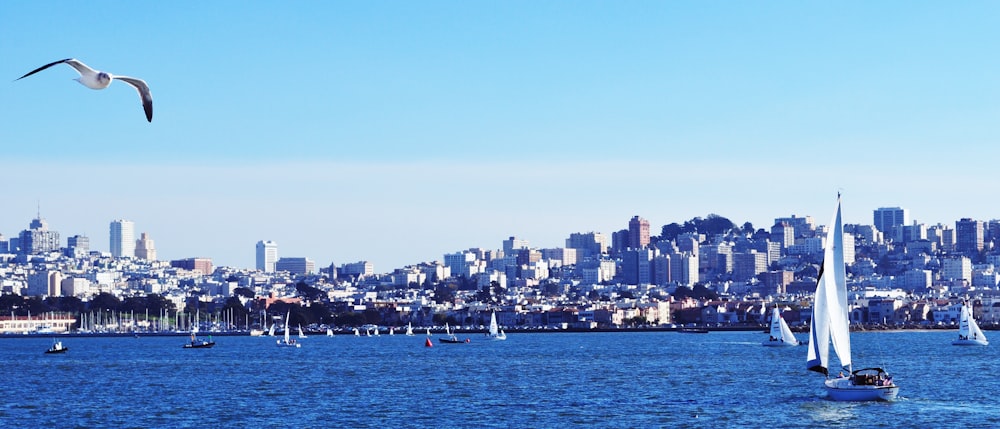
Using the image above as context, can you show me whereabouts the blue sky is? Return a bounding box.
[2,2,1000,271]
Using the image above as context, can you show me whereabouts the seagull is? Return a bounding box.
[17,58,153,122]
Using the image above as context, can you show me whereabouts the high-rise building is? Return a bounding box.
[502,236,530,255]
[565,232,609,259]
[135,232,157,260]
[628,216,650,249]
[110,219,136,258]
[256,240,278,272]
[873,207,909,233]
[66,235,89,258]
[19,215,60,255]
[956,218,984,254]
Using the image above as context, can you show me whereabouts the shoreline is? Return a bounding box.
[0,323,966,338]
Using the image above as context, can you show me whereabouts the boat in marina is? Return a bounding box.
[952,304,988,346]
[763,307,799,347]
[45,340,68,354]
[276,311,301,348]
[807,195,898,401]
[485,311,506,341]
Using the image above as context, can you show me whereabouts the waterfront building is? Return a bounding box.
[109,219,135,258]
[256,240,278,272]
[135,232,157,260]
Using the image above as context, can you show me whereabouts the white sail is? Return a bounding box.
[489,312,500,336]
[807,197,851,374]
[764,307,797,346]
[954,304,988,346]
[405,322,414,336]
[487,311,507,340]
[970,308,988,343]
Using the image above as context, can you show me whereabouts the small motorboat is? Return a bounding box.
[45,340,68,354]
[182,334,215,349]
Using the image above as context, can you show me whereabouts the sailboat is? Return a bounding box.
[405,322,414,336]
[485,311,507,341]
[807,195,898,401]
[953,303,989,346]
[438,322,465,344]
[762,307,798,347]
[267,322,276,337]
[276,311,301,348]
[326,328,334,337]
[298,324,308,338]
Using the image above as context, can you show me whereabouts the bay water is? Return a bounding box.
[2,330,997,428]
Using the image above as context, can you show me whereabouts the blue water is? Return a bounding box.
[1,330,998,428]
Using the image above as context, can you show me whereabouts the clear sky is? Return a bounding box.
[2,2,999,271]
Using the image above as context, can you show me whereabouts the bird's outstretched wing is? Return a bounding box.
[115,76,154,122]
[16,58,73,80]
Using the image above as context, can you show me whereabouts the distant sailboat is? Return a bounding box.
[438,322,464,344]
[762,307,799,347]
[267,322,276,337]
[953,303,989,346]
[276,311,301,348]
[327,328,334,337]
[354,328,360,337]
[298,324,308,339]
[807,195,897,401]
[405,322,414,336]
[486,311,507,341]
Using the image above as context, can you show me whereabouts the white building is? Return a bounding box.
[256,240,278,273]
[110,219,136,258]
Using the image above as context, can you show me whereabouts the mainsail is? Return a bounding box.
[807,195,852,375]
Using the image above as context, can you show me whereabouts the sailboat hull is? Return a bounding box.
[952,339,989,346]
[824,377,899,401]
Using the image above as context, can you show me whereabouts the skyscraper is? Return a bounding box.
[18,215,60,255]
[628,215,650,249]
[956,218,984,254]
[256,240,278,272]
[873,207,909,233]
[110,220,136,258]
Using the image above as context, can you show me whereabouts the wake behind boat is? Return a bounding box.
[953,303,988,346]
[806,195,898,401]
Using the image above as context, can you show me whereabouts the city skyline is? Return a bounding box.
[0,201,993,273]
[4,3,1000,271]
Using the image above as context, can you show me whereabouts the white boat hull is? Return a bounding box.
[952,339,988,346]
[824,377,898,401]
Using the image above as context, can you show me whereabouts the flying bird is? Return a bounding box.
[17,58,153,122]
